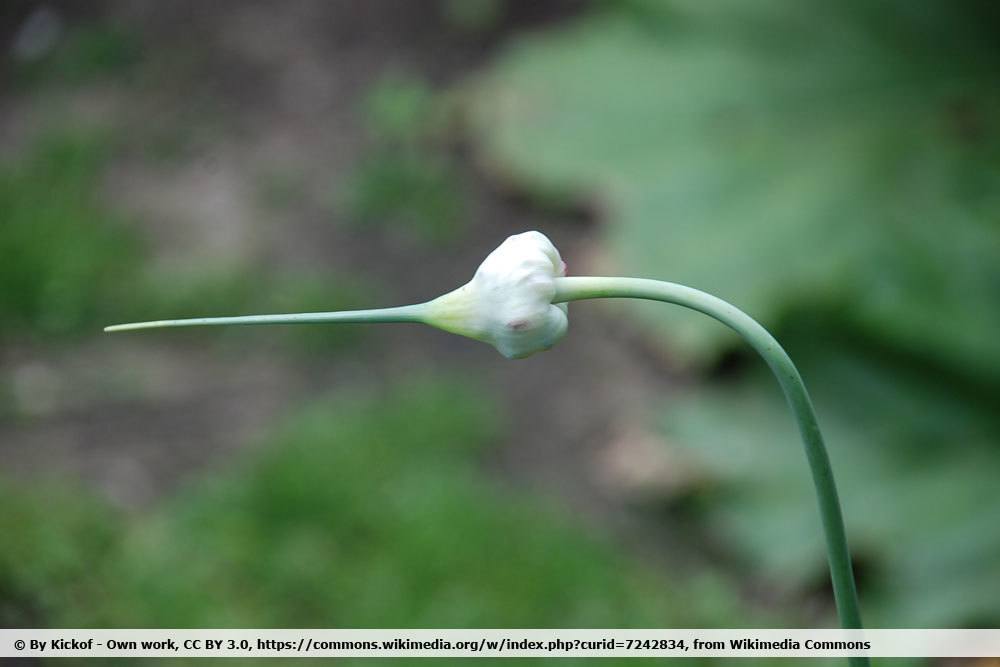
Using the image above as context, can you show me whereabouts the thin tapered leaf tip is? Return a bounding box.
[104,321,165,332]
[101,306,431,333]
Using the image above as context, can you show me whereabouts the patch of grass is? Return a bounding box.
[342,74,465,243]
[0,130,141,338]
[440,0,504,34]
[0,480,122,627]
[363,74,440,145]
[14,22,140,87]
[344,152,464,242]
[0,129,375,353]
[0,379,786,665]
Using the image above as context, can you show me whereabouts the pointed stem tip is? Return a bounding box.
[103,304,428,333]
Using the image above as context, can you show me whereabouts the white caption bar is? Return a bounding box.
[2,629,998,658]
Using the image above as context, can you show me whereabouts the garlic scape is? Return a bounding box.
[105,231,568,359]
[106,229,868,661]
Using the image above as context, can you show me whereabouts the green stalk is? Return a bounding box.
[106,273,867,664]
[553,276,867,664]
[103,304,427,332]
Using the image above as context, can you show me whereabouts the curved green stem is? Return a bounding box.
[106,273,866,664]
[554,276,867,664]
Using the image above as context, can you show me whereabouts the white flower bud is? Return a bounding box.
[424,231,568,359]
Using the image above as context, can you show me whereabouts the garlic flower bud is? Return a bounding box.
[424,231,568,359]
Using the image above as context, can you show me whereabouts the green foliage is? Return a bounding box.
[659,330,1000,627]
[0,380,790,665]
[439,0,504,34]
[15,23,140,86]
[344,153,464,242]
[0,131,372,351]
[343,75,465,242]
[466,0,1000,630]
[0,131,141,337]
[81,379,730,632]
[466,0,1000,380]
[0,481,121,627]
[363,74,441,144]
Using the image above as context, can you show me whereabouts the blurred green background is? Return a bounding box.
[1,1,997,665]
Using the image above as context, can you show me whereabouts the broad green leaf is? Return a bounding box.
[659,337,1000,627]
[466,0,1000,379]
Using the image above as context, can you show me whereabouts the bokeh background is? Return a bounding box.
[2,0,998,665]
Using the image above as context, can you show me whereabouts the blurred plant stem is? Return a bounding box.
[553,276,867,664]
